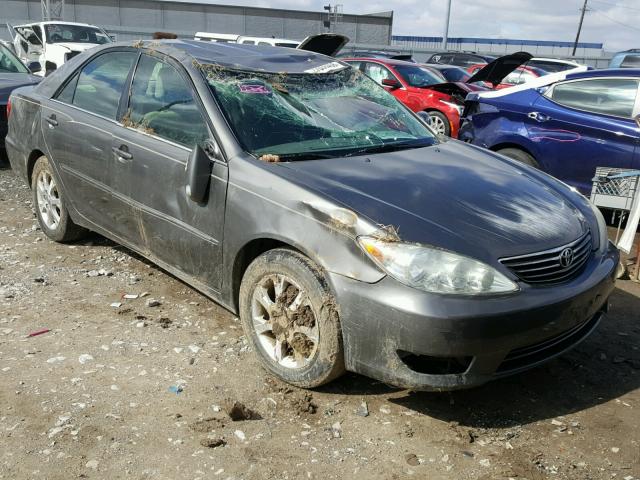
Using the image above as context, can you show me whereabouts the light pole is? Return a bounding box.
[442,0,452,50]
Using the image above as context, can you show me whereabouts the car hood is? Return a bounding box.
[423,81,488,99]
[297,34,349,57]
[467,51,533,86]
[276,140,587,262]
[0,73,40,102]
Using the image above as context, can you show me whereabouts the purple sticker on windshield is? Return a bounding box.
[239,84,271,94]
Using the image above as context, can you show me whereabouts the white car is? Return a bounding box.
[7,21,112,76]
[193,32,300,48]
[527,57,586,73]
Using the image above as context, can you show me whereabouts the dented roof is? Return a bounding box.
[146,39,345,73]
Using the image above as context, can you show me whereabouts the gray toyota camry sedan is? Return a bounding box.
[5,40,618,391]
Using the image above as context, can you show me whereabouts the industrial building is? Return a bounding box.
[392,35,603,57]
[0,0,394,45]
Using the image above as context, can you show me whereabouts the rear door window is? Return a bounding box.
[548,78,640,118]
[125,54,209,147]
[69,51,137,119]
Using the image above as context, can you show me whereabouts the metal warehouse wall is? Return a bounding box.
[0,1,393,45]
[392,35,604,58]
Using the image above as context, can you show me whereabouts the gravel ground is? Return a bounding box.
[0,165,639,480]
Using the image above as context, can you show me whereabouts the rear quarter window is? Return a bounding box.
[547,78,640,118]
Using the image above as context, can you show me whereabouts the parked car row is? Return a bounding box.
[343,51,537,137]
[3,39,618,393]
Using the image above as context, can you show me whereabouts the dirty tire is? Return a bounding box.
[427,110,451,136]
[31,156,86,242]
[239,248,345,388]
[497,148,540,169]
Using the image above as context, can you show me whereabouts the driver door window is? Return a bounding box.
[363,63,398,87]
[126,54,209,147]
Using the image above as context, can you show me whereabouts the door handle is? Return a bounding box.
[45,114,58,127]
[527,111,550,122]
[112,145,133,163]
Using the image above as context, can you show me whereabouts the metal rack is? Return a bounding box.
[590,167,640,281]
[590,167,640,243]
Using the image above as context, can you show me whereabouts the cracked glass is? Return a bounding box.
[200,63,437,160]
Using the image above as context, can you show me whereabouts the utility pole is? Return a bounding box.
[572,0,588,56]
[442,0,452,50]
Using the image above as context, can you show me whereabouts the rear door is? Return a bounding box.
[526,76,640,193]
[42,49,139,238]
[112,52,228,290]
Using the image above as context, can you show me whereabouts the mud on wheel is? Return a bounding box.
[239,248,345,388]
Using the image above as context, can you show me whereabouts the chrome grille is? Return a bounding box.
[499,231,592,285]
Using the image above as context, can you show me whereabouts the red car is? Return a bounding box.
[343,52,532,137]
[343,57,467,136]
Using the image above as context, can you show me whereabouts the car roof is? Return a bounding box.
[17,21,103,27]
[160,39,341,72]
[35,39,348,97]
[566,68,640,80]
[341,57,416,67]
[530,57,579,65]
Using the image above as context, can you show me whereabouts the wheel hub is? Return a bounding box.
[36,171,61,230]
[251,275,319,369]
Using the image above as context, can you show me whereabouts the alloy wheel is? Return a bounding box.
[36,170,61,230]
[429,114,447,135]
[250,274,319,369]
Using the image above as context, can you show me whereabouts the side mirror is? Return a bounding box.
[381,78,400,89]
[186,142,217,203]
[635,114,640,129]
[27,61,42,74]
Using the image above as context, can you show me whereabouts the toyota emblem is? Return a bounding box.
[559,247,574,268]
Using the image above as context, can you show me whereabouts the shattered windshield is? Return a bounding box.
[45,24,111,44]
[202,64,436,160]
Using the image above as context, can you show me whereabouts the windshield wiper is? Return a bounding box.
[344,139,435,157]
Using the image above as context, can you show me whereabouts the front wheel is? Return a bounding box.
[496,148,540,169]
[427,111,451,136]
[32,156,86,242]
[239,248,345,388]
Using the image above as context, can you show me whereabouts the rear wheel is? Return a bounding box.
[496,148,540,169]
[239,248,345,388]
[427,111,451,136]
[32,156,86,242]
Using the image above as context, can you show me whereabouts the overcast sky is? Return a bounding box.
[197,0,639,52]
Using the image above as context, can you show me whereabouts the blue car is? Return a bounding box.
[459,68,640,194]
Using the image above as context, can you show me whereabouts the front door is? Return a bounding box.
[41,50,139,239]
[111,53,228,291]
[527,76,640,193]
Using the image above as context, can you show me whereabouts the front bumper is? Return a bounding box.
[330,243,618,391]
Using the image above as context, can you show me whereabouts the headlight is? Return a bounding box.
[590,202,609,254]
[440,100,464,115]
[358,237,518,295]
